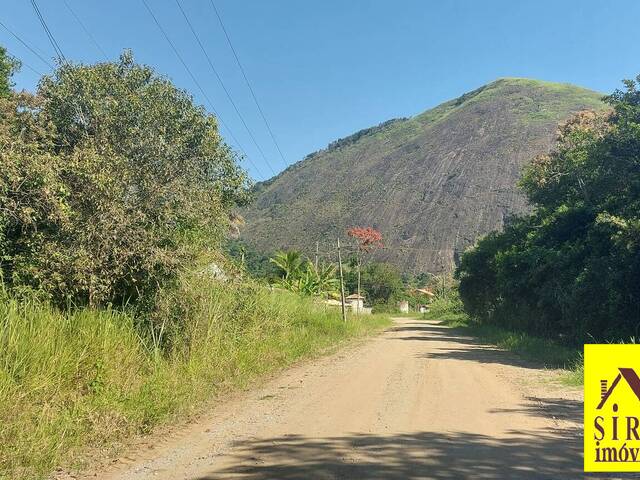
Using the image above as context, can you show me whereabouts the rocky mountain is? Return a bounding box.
[240,78,606,273]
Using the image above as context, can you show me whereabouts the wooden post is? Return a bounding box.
[356,249,361,316]
[337,237,347,322]
[314,241,319,270]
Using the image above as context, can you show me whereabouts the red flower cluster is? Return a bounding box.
[346,226,383,252]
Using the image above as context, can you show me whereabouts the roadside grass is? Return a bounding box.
[0,277,390,480]
[423,295,583,386]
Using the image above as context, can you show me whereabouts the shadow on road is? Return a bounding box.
[390,321,542,370]
[186,320,627,480]
[489,396,582,422]
[193,430,584,480]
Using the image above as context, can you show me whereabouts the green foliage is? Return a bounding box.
[0,46,19,97]
[457,76,640,343]
[225,239,276,280]
[0,276,389,479]
[270,250,305,280]
[270,250,339,296]
[423,288,467,325]
[346,262,404,305]
[0,51,249,307]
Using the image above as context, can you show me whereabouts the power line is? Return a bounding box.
[30,0,66,62]
[62,0,108,61]
[30,0,93,134]
[209,0,288,171]
[140,0,263,178]
[0,19,54,69]
[5,47,43,76]
[175,0,276,177]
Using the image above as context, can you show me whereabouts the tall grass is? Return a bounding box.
[0,278,389,479]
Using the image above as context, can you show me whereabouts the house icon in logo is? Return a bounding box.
[597,368,640,410]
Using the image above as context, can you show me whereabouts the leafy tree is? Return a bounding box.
[270,250,339,296]
[0,51,249,306]
[270,251,304,280]
[346,227,383,250]
[346,262,403,305]
[0,46,20,97]
[457,76,640,342]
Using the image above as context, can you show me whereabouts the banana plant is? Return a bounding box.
[270,251,339,296]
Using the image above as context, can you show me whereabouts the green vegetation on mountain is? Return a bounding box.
[242,78,606,273]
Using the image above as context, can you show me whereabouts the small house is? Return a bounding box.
[345,294,365,312]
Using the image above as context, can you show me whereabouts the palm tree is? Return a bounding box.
[270,250,304,280]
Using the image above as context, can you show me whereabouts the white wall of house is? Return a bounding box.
[346,298,364,311]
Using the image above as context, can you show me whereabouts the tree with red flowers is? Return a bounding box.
[347,226,383,313]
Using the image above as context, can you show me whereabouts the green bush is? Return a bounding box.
[345,262,404,304]
[0,51,249,307]
[457,77,640,343]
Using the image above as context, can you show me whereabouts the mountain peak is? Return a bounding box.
[242,79,606,273]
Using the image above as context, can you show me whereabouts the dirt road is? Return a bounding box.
[94,318,588,480]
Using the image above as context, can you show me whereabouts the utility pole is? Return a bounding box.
[314,241,319,270]
[337,237,347,322]
[356,247,361,316]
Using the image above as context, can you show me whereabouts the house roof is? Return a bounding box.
[346,294,365,299]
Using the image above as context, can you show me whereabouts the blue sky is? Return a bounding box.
[3,1,638,180]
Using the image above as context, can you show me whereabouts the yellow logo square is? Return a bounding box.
[585,344,640,472]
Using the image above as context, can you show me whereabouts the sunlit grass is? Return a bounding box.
[0,280,390,479]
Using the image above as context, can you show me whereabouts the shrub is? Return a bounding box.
[0,51,249,307]
[457,76,640,343]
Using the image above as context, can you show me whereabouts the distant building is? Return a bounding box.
[345,294,365,312]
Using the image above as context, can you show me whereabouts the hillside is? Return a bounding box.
[241,78,606,273]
